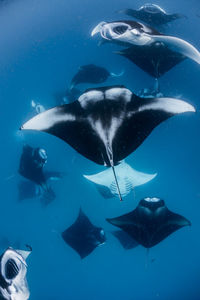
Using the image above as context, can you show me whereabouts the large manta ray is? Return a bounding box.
[0,248,31,300]
[91,20,200,78]
[107,197,191,248]
[21,86,195,201]
[118,4,186,27]
[62,209,106,259]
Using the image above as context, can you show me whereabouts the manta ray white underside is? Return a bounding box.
[84,161,157,198]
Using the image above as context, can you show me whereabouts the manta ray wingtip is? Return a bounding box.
[91,21,107,37]
[188,104,196,112]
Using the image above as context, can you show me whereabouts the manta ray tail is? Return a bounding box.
[106,143,123,201]
[111,165,122,202]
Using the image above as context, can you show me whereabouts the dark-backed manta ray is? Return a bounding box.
[107,197,191,248]
[91,21,200,77]
[21,86,195,201]
[71,64,123,89]
[118,4,186,27]
[62,209,106,259]
[0,247,31,300]
[83,160,157,199]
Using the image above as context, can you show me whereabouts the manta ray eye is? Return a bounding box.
[5,259,20,280]
[113,25,129,35]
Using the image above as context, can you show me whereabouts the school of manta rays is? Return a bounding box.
[1,3,199,299]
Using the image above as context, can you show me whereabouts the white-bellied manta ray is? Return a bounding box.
[91,20,200,77]
[20,85,195,201]
[0,247,31,300]
[83,160,157,198]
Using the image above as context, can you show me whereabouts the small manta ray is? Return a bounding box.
[112,230,139,250]
[91,20,200,77]
[0,247,31,300]
[107,197,191,248]
[62,209,106,259]
[70,64,123,89]
[118,3,186,27]
[83,160,157,199]
[20,86,195,201]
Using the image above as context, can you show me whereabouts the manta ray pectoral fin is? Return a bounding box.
[116,8,138,18]
[91,22,107,37]
[21,106,76,131]
[152,35,200,64]
[137,97,196,115]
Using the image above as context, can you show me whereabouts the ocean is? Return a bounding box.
[0,0,200,299]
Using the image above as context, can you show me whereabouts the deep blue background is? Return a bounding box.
[0,0,200,299]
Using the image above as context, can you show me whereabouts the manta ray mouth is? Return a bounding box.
[5,259,19,280]
[113,25,129,35]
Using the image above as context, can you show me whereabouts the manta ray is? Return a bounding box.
[84,160,157,198]
[21,86,195,201]
[107,197,191,248]
[70,64,123,89]
[118,4,186,27]
[0,247,31,300]
[91,20,200,77]
[62,209,106,259]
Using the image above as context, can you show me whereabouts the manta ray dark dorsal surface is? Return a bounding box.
[21,85,195,166]
[62,209,106,259]
[107,197,191,248]
[119,4,186,27]
[71,64,110,87]
[117,43,186,78]
[21,86,195,201]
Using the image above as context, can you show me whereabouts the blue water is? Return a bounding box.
[1,0,200,299]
